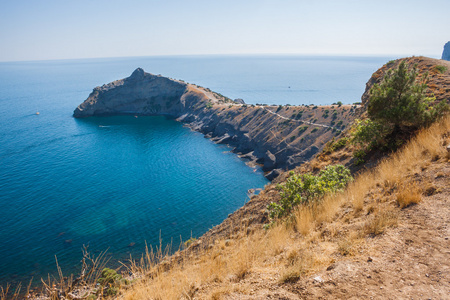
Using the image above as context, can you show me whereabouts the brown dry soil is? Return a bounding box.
[192,156,450,300]
[286,162,450,300]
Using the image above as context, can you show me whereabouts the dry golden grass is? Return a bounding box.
[364,210,398,236]
[118,115,450,299]
[396,184,422,208]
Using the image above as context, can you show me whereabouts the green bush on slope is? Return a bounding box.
[353,61,449,155]
[268,165,352,220]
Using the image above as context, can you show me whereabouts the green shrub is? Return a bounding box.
[329,137,348,152]
[298,126,308,133]
[276,105,283,112]
[351,119,390,150]
[337,101,343,107]
[368,61,448,130]
[205,101,213,109]
[267,165,352,219]
[353,149,366,165]
[386,60,396,66]
[184,237,198,248]
[435,65,447,74]
[356,61,449,152]
[311,128,318,133]
[97,268,130,296]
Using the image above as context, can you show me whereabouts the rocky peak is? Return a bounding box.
[130,67,145,79]
[442,42,450,61]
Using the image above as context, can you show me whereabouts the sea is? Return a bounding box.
[0,55,394,286]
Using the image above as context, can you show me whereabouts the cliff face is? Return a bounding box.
[442,42,450,61]
[74,68,357,178]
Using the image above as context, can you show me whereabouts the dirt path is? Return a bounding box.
[262,106,338,130]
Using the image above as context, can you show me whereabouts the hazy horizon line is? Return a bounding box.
[0,52,441,64]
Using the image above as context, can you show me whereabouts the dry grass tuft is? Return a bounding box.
[364,210,398,236]
[396,184,422,208]
[293,205,314,236]
[337,239,353,256]
[279,268,301,283]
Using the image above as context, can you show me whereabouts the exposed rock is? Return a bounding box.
[442,41,450,61]
[234,98,245,104]
[74,68,190,117]
[265,168,282,181]
[263,150,276,171]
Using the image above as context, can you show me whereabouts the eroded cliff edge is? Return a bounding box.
[74,68,357,179]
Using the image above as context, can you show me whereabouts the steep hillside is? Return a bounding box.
[116,114,450,300]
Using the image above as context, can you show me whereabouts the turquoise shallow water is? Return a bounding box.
[0,55,393,285]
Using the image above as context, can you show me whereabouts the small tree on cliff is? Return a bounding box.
[368,61,448,132]
[352,61,448,154]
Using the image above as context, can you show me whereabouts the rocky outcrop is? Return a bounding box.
[75,68,356,179]
[73,68,202,117]
[442,42,450,61]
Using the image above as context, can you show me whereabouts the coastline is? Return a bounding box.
[73,69,359,179]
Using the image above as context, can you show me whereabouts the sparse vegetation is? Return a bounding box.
[364,210,398,236]
[435,65,447,74]
[205,101,213,109]
[396,184,422,208]
[267,165,352,220]
[353,61,449,158]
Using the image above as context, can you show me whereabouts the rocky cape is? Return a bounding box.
[74,68,357,179]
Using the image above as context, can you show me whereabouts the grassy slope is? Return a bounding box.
[119,114,449,300]
[118,58,450,299]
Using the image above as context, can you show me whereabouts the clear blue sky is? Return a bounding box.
[1,0,449,62]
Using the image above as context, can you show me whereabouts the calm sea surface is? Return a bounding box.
[0,55,393,285]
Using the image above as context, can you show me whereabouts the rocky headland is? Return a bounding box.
[74,68,357,179]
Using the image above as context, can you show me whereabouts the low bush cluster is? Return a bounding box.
[268,165,353,220]
[351,61,449,160]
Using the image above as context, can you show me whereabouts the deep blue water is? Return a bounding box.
[0,55,393,285]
